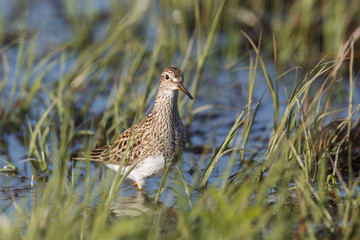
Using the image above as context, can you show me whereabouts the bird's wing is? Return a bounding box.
[79,113,155,166]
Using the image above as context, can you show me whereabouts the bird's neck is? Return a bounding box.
[152,88,180,120]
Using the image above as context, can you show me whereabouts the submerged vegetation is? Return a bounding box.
[1,0,360,239]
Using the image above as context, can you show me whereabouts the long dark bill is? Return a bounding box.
[177,81,193,100]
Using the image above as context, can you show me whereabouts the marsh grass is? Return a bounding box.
[1,0,360,239]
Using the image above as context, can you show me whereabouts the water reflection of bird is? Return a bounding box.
[314,119,360,172]
[109,192,152,217]
[74,67,193,191]
[109,192,178,225]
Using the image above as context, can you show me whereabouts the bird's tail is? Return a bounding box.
[72,146,109,162]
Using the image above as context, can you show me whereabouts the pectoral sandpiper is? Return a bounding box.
[76,67,193,191]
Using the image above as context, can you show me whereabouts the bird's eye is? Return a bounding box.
[165,75,169,80]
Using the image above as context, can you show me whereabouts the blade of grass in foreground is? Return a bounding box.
[221,98,263,188]
[242,30,279,127]
[185,0,226,126]
[198,105,247,188]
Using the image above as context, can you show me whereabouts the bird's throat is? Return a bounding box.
[152,90,180,124]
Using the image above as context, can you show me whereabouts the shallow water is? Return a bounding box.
[1,0,360,219]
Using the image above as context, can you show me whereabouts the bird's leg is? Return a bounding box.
[133,182,142,192]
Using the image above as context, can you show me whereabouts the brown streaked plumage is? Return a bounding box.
[75,67,193,191]
[314,119,360,172]
[314,119,360,154]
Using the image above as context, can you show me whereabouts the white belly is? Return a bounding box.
[105,154,166,189]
